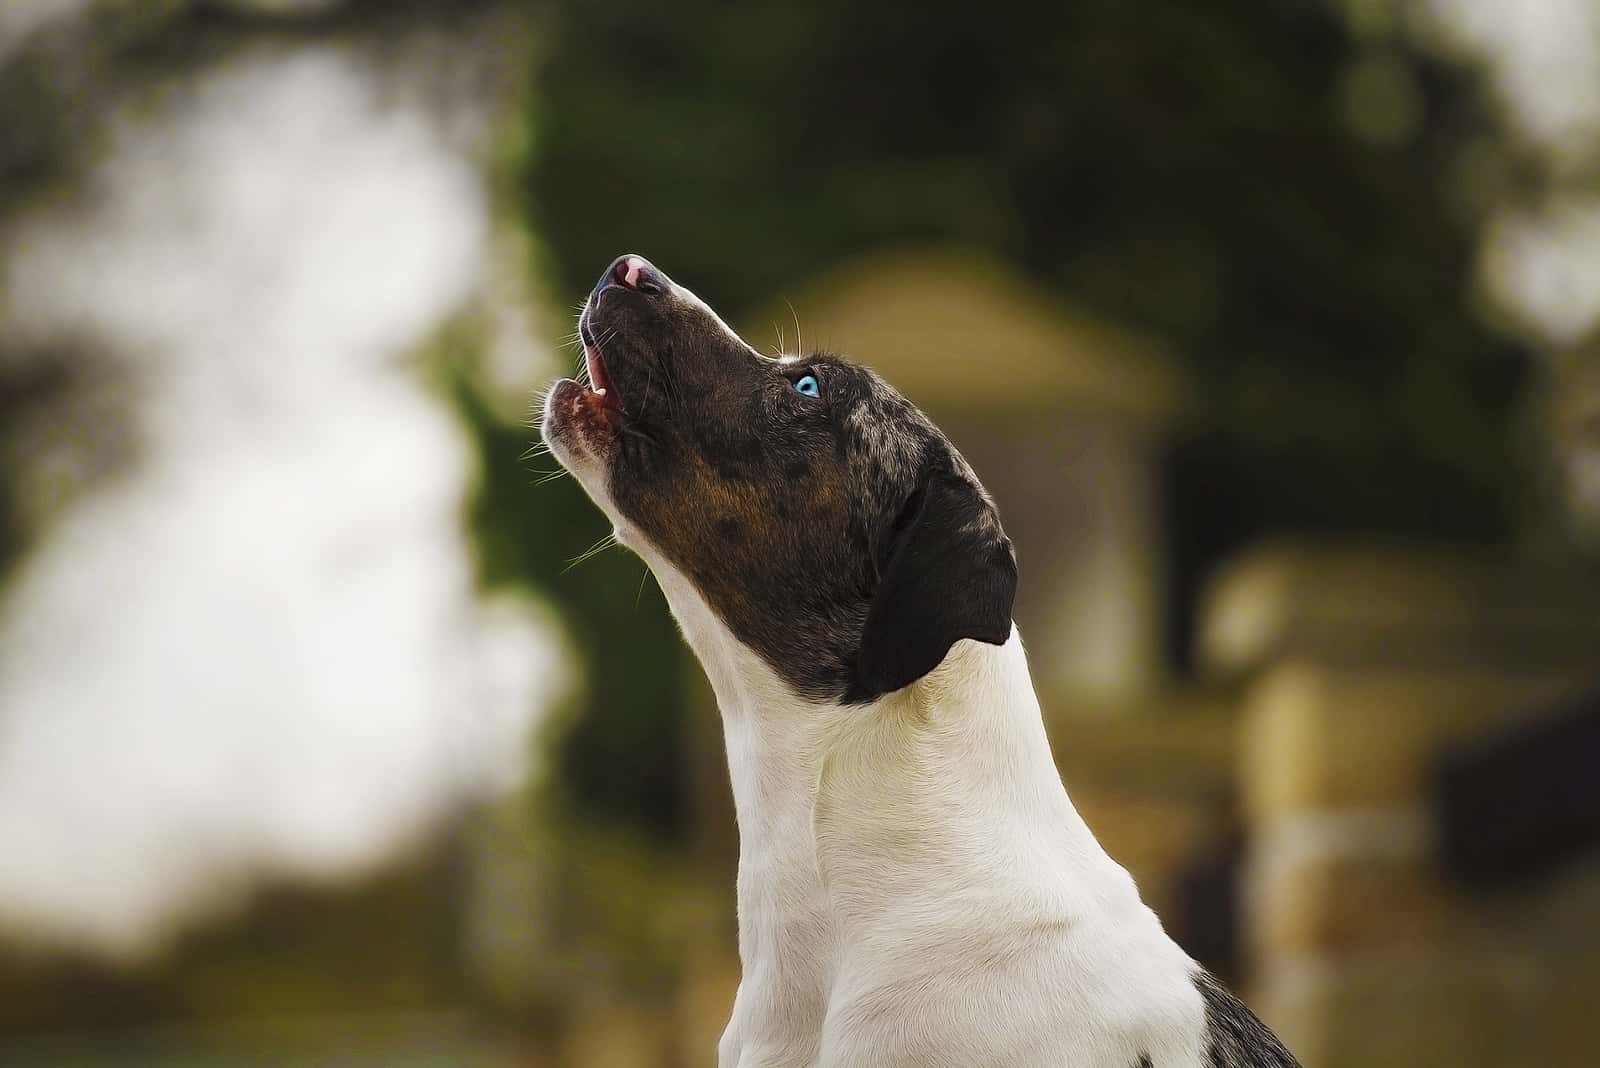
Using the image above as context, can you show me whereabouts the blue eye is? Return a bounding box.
[793,373,820,398]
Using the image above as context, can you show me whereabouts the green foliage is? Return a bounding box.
[453,374,690,837]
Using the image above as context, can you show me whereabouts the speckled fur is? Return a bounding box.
[1195,971,1300,1067]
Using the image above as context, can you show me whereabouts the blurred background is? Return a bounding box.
[1,1,1598,1065]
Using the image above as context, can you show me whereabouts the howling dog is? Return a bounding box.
[541,254,1299,1068]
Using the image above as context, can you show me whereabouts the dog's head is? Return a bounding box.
[542,254,1016,704]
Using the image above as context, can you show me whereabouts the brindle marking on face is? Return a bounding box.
[545,255,1016,703]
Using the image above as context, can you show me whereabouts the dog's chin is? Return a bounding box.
[542,377,618,463]
[541,376,632,525]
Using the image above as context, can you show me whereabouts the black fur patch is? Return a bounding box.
[562,257,1016,703]
[846,472,1017,701]
[1194,970,1300,1067]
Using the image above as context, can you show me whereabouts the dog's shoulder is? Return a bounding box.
[1190,969,1300,1068]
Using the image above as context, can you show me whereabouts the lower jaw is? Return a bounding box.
[547,378,620,450]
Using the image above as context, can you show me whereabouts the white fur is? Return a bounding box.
[702,623,1208,1066]
[545,406,1210,1068]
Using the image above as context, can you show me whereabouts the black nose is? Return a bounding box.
[592,254,665,300]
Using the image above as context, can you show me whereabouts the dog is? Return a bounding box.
[541,254,1300,1068]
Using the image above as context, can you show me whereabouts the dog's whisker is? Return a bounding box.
[784,298,804,356]
[633,563,656,613]
[561,531,619,573]
[532,468,569,487]
[637,359,655,420]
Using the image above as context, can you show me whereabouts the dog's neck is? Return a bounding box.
[645,554,1149,1060]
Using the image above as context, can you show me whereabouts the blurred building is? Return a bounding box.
[1203,545,1600,1068]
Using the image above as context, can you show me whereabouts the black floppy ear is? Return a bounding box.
[850,473,1018,702]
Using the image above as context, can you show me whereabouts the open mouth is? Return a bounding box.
[579,317,621,411]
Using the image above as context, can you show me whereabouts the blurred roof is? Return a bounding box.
[744,250,1187,426]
